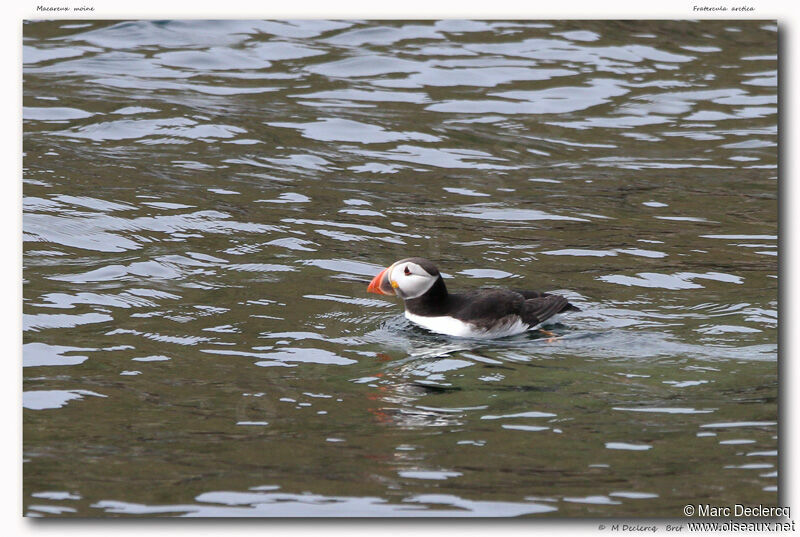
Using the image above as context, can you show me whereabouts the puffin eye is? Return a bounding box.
[404,266,411,276]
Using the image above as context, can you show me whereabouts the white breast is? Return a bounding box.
[404,311,530,339]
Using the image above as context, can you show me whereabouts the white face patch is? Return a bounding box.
[389,261,437,300]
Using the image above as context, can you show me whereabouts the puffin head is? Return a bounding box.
[367,257,441,300]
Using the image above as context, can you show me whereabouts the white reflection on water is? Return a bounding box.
[23,342,92,367]
[269,118,441,144]
[92,490,558,517]
[201,347,358,366]
[598,271,744,290]
[23,390,107,410]
[612,407,714,414]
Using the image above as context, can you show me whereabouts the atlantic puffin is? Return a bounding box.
[367,257,579,339]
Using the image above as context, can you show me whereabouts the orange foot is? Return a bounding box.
[539,329,559,343]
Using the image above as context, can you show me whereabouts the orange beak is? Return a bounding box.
[367,265,396,295]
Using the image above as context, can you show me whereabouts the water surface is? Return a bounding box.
[23,19,777,517]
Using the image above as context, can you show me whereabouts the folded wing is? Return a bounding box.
[520,295,574,326]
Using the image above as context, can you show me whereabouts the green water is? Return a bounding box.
[23,19,777,517]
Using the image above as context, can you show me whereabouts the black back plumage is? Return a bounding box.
[402,274,578,329]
